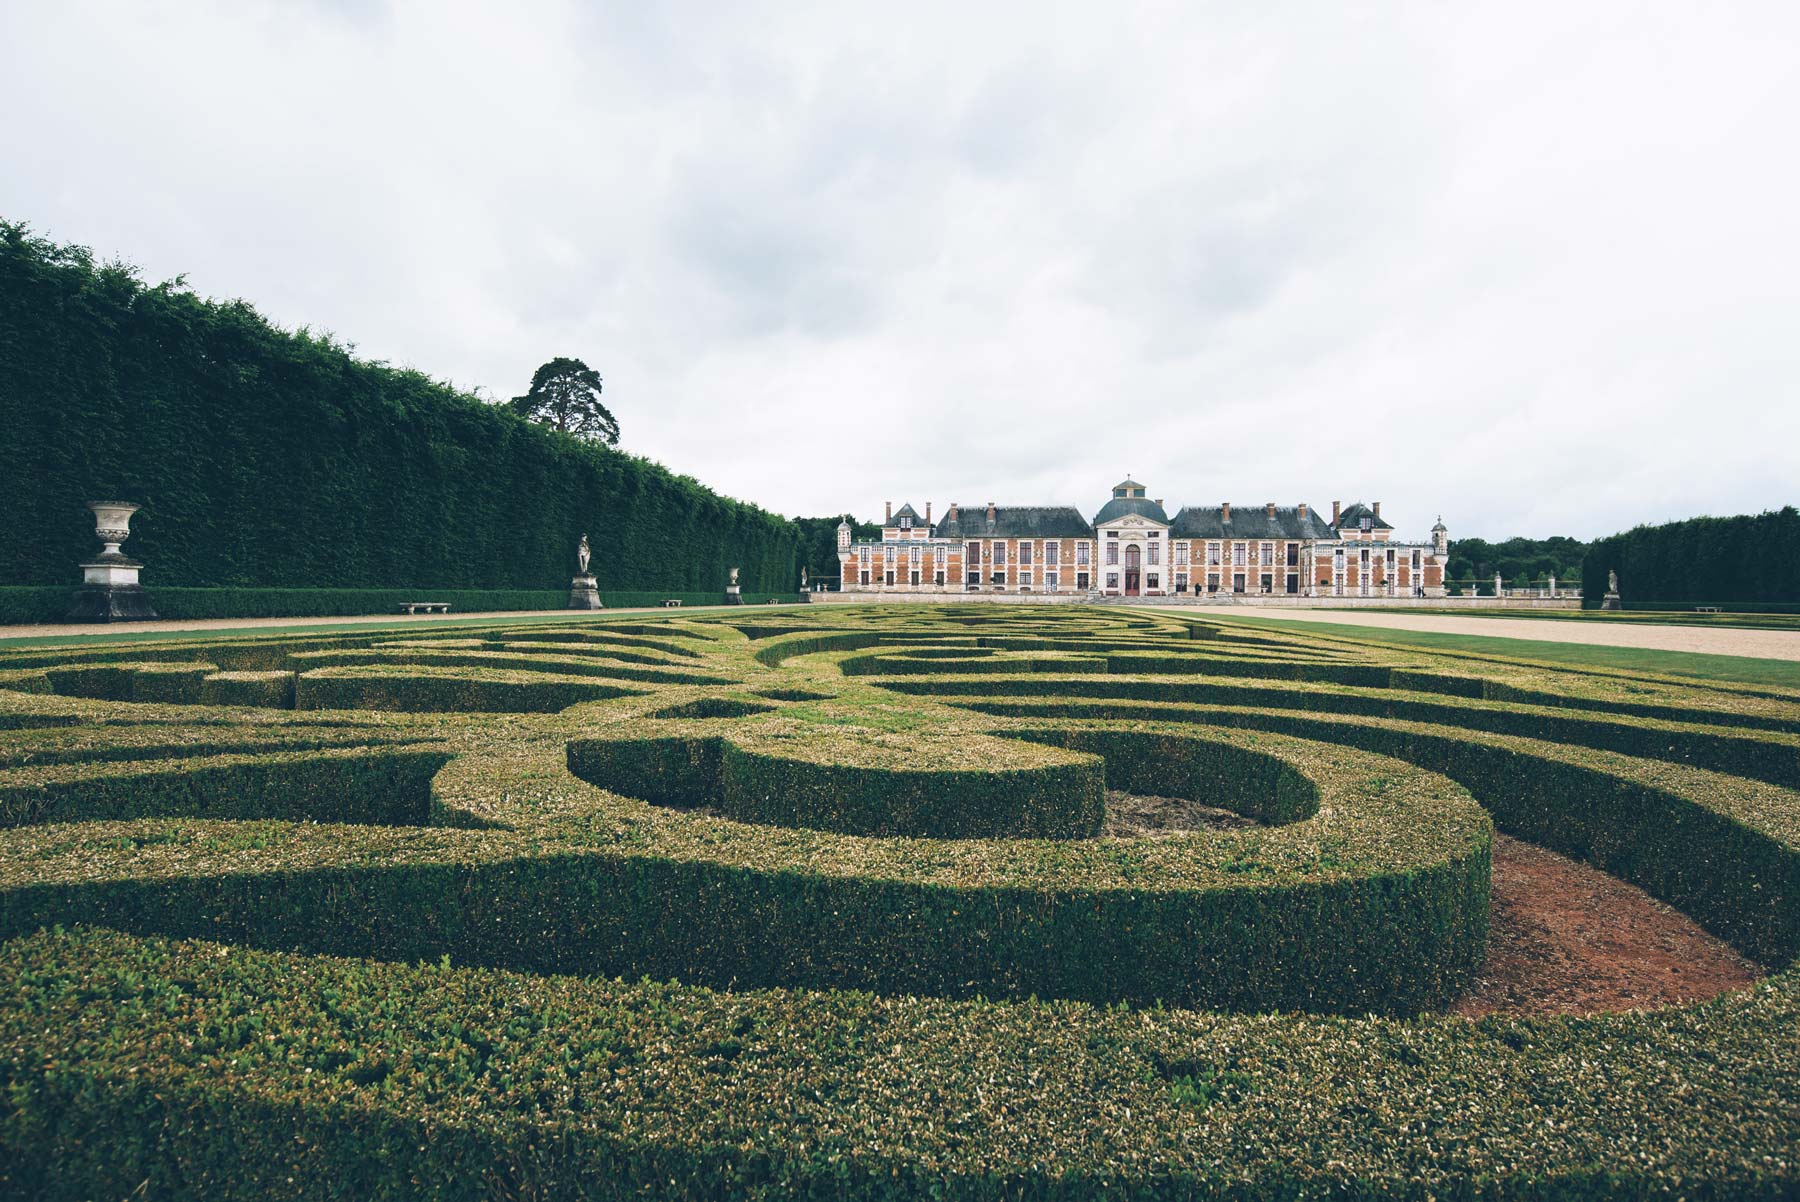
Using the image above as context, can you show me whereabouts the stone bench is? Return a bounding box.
[398,602,452,615]
[662,599,683,608]
[1695,606,1721,613]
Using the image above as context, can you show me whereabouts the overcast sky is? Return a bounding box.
[5,2,1797,541]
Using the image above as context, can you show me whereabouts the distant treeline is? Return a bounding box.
[1582,508,1800,609]
[793,515,880,582]
[1444,536,1586,594]
[0,222,798,592]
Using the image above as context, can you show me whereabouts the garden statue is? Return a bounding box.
[1603,569,1621,610]
[567,532,602,610]
[725,564,743,605]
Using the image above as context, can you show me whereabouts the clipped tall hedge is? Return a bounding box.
[0,222,798,593]
[1582,507,1800,609]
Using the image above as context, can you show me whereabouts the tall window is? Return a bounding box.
[1106,542,1119,565]
[909,547,921,566]
[993,542,1007,566]
[1208,542,1221,566]
[1045,542,1059,565]
[858,546,871,566]
[966,542,980,564]
[935,546,947,567]
[1175,543,1189,566]
[1147,542,1161,566]
[1019,541,1033,565]
[1261,542,1274,567]
[1076,542,1090,566]
[1232,543,1247,567]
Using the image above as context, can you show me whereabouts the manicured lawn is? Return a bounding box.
[1341,606,1800,632]
[1196,611,1800,689]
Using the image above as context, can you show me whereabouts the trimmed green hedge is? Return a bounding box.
[0,223,799,593]
[294,666,645,713]
[4,927,1797,1201]
[2,603,1798,1197]
[0,746,451,828]
[0,585,802,624]
[879,673,1800,786]
[1583,506,1800,608]
[569,731,1109,838]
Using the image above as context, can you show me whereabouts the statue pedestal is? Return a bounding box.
[724,585,743,605]
[67,556,157,622]
[567,575,604,609]
[1602,593,1621,611]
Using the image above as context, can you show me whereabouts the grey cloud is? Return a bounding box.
[2,0,1795,541]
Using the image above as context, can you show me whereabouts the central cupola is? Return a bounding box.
[1093,477,1171,527]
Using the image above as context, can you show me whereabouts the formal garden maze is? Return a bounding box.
[2,604,1797,1198]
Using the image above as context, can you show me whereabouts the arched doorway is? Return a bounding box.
[1124,545,1141,596]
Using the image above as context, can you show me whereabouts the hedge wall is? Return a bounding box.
[1582,507,1800,609]
[0,222,799,593]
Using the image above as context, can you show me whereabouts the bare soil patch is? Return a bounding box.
[1453,834,1763,1017]
[1104,791,1260,837]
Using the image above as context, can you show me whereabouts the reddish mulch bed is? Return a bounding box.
[1453,834,1764,1017]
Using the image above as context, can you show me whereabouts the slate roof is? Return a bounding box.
[934,505,1095,540]
[889,503,924,525]
[1335,502,1392,532]
[1170,505,1337,540]
[1093,495,1171,526]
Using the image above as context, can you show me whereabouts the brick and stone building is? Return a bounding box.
[837,479,1448,598]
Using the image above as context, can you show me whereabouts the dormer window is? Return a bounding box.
[1360,517,1372,533]
[899,516,912,530]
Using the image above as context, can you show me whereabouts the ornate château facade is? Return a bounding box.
[837,479,1448,598]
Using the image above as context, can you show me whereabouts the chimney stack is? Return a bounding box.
[1298,502,1309,521]
[925,501,932,525]
[1221,501,1231,523]
[986,501,997,526]
[1331,500,1341,525]
[948,502,958,523]
[1266,501,1276,518]
[885,501,892,523]
[1373,501,1381,519]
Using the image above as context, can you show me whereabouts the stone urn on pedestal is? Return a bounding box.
[67,502,158,622]
[724,566,743,605]
[567,533,604,610]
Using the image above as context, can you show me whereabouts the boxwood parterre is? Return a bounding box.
[0,603,1795,1199]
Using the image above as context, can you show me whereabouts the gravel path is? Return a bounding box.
[1176,608,1800,662]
